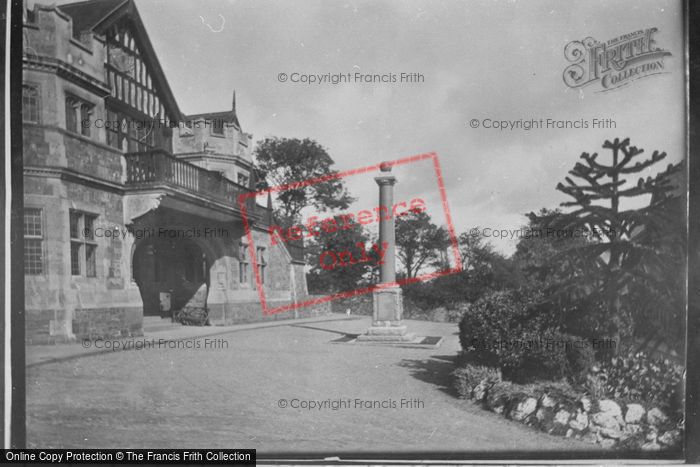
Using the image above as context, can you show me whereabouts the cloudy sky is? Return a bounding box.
[132,0,685,254]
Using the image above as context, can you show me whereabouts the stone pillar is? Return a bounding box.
[376,171,397,284]
[357,162,415,342]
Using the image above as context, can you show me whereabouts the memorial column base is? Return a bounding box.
[356,287,417,342]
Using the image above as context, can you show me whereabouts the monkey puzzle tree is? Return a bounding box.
[513,208,594,288]
[545,137,684,352]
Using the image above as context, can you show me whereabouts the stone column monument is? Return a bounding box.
[357,162,416,342]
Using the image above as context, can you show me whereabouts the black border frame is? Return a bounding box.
[5,0,699,462]
[9,0,26,450]
[684,0,699,462]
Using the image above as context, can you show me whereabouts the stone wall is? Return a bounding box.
[25,309,73,344]
[26,306,143,344]
[172,116,252,161]
[291,262,308,300]
[25,173,143,343]
[25,4,106,79]
[72,307,143,341]
[207,296,330,326]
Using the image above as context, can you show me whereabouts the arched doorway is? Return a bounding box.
[133,237,209,318]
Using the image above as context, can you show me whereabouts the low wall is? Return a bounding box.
[330,293,459,322]
[26,306,143,344]
[26,296,331,344]
[207,295,331,325]
[331,295,373,315]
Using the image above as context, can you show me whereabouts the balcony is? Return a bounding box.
[124,149,260,219]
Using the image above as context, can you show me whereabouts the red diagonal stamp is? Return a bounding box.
[239,152,462,315]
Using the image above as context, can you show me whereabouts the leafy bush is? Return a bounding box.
[527,380,583,404]
[585,351,684,414]
[564,335,597,383]
[446,306,467,323]
[458,288,594,383]
[560,296,630,359]
[452,364,501,399]
[402,274,470,311]
[401,253,525,313]
[401,295,437,320]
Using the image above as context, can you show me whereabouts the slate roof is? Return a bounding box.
[186,92,241,129]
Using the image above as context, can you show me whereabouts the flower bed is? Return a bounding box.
[452,363,683,451]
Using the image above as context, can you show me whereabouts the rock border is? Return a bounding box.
[454,368,682,451]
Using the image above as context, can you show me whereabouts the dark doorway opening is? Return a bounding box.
[133,237,209,318]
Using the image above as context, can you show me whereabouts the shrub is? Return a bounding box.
[452,364,501,399]
[458,288,595,384]
[402,277,465,311]
[401,295,440,321]
[528,380,583,404]
[508,328,572,383]
[446,305,467,323]
[585,351,684,415]
[583,372,607,400]
[563,334,597,383]
[485,380,517,413]
[560,296,628,360]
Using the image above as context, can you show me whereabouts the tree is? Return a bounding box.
[458,231,524,295]
[512,208,591,286]
[305,216,372,294]
[546,137,684,351]
[401,229,524,312]
[625,164,686,350]
[254,137,354,226]
[395,211,450,278]
[458,230,497,271]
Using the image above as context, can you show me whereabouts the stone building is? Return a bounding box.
[22,0,320,343]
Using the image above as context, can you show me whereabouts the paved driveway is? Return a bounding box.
[27,316,599,456]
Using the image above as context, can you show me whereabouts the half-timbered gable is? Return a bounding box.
[60,0,181,152]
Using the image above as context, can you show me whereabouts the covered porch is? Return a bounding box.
[123,149,269,325]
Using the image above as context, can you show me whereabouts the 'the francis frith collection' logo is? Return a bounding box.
[563,28,671,92]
